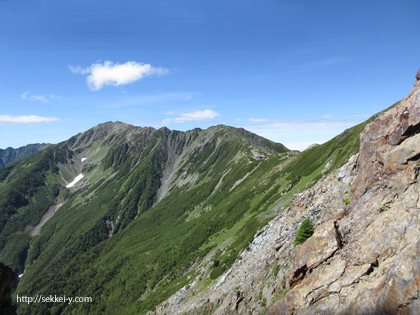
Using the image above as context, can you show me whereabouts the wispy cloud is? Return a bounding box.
[22,91,48,103]
[320,114,332,119]
[103,92,197,109]
[242,116,365,151]
[49,93,62,100]
[249,120,354,130]
[351,113,372,118]
[0,115,59,123]
[249,118,270,122]
[162,109,220,125]
[296,57,350,73]
[69,61,169,91]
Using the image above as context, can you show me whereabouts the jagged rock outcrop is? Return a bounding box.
[268,73,420,314]
[0,262,17,315]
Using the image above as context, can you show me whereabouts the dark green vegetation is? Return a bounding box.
[293,219,314,247]
[0,143,49,168]
[0,147,61,273]
[0,262,17,315]
[0,112,382,314]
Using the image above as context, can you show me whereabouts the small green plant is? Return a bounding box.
[261,297,267,307]
[293,219,314,246]
[257,289,263,301]
[273,264,280,276]
[377,204,390,212]
[342,198,350,206]
[274,289,289,303]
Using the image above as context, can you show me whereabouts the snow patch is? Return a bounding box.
[81,158,87,162]
[66,174,84,188]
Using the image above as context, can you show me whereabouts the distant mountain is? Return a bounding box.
[0,144,50,168]
[0,116,381,314]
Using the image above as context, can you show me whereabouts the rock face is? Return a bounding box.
[0,262,17,315]
[268,75,420,313]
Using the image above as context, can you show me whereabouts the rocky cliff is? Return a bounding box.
[147,74,420,314]
[267,76,420,313]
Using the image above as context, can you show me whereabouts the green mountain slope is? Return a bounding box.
[0,144,50,168]
[0,114,386,314]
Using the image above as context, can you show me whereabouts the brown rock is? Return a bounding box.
[384,133,420,173]
[291,220,340,287]
[339,263,372,287]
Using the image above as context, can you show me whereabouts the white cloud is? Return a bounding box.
[49,93,62,100]
[352,113,372,118]
[162,109,220,124]
[104,92,196,109]
[249,118,269,122]
[283,142,318,151]
[253,121,354,130]
[22,91,48,103]
[296,57,350,73]
[320,114,332,119]
[68,65,90,75]
[69,61,169,91]
[0,115,59,123]
[242,116,368,151]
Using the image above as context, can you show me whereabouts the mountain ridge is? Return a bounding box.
[0,143,50,168]
[11,122,294,314]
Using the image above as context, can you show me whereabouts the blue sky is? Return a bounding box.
[0,0,419,150]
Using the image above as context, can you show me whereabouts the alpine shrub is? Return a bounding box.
[293,219,314,246]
